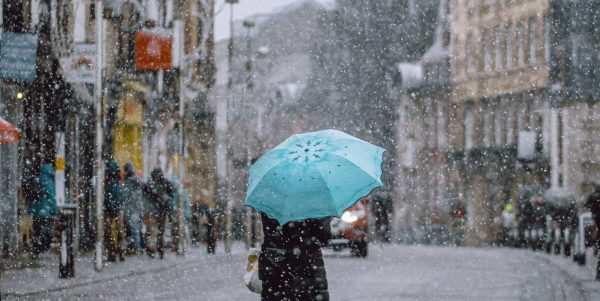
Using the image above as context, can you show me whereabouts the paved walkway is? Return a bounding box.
[2,244,600,300]
[1,244,244,298]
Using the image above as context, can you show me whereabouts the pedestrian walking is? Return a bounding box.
[144,168,174,259]
[243,129,386,300]
[584,185,600,280]
[191,197,208,247]
[259,213,331,301]
[498,204,516,246]
[104,160,126,262]
[27,163,58,258]
[205,205,217,254]
[122,162,145,254]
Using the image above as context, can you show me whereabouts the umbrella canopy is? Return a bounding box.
[244,129,385,225]
[0,117,20,144]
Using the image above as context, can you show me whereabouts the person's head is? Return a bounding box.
[151,167,163,181]
[124,162,135,177]
[105,160,120,179]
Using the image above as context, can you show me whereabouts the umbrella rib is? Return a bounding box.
[246,161,289,200]
[319,154,383,215]
[315,166,339,214]
[326,153,383,185]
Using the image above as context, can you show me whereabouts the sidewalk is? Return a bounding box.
[535,248,600,300]
[0,243,246,298]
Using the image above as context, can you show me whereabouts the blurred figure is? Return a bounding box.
[584,185,600,280]
[122,162,144,254]
[190,196,209,247]
[144,168,174,259]
[104,160,125,262]
[27,163,58,258]
[169,177,191,253]
[450,201,466,246]
[530,196,547,251]
[498,204,516,246]
[205,206,217,254]
[372,192,393,242]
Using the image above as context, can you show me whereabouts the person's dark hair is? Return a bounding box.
[124,162,135,177]
[151,167,163,181]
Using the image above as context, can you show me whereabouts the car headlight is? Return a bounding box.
[341,211,359,223]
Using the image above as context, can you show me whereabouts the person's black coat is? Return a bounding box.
[143,169,174,218]
[585,189,600,225]
[259,213,331,301]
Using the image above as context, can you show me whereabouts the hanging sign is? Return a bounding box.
[135,30,172,71]
[0,32,39,82]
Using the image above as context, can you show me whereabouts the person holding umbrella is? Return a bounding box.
[244,129,385,301]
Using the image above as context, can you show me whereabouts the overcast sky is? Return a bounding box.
[213,0,336,42]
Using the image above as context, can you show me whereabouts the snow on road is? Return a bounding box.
[3,244,595,301]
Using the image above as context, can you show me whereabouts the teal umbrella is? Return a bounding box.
[244,129,385,225]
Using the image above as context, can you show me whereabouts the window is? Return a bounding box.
[505,21,513,68]
[482,0,492,14]
[505,96,515,144]
[517,21,525,66]
[465,102,474,150]
[74,0,86,42]
[529,16,537,65]
[544,16,550,62]
[494,98,503,146]
[468,0,476,18]
[483,100,492,147]
[495,28,503,70]
[438,103,447,148]
[466,32,474,73]
[483,29,492,72]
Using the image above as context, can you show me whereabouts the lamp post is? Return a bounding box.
[177,13,186,256]
[242,19,256,248]
[94,0,105,272]
[223,0,239,254]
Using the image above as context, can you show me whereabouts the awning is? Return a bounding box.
[0,117,20,144]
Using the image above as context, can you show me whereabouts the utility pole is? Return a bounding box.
[94,0,105,272]
[223,0,238,254]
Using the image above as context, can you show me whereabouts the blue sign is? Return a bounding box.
[0,32,39,82]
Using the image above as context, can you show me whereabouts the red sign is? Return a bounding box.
[0,117,20,144]
[135,30,172,71]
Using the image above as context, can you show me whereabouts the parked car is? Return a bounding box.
[329,198,369,257]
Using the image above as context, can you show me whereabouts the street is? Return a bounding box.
[4,243,599,301]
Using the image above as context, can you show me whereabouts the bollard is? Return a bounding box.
[58,205,77,278]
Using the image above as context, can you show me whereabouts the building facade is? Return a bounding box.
[0,0,216,252]
[447,0,553,244]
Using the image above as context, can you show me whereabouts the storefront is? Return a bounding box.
[0,117,20,255]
